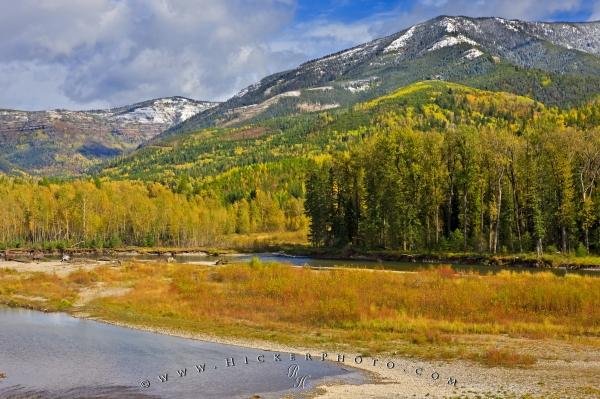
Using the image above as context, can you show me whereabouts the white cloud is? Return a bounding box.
[592,2,600,20]
[0,0,302,110]
[0,61,108,111]
[0,0,598,111]
[270,20,377,65]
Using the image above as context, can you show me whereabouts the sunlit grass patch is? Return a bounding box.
[478,348,536,367]
[0,271,76,310]
[86,261,600,338]
[1,260,599,366]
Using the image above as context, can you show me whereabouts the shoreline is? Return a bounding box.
[0,303,498,398]
[59,311,600,399]
[4,302,600,398]
[1,264,599,398]
[67,312,476,398]
[4,304,463,398]
[3,245,600,270]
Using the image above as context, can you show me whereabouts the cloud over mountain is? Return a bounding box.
[1,0,598,110]
[0,0,301,110]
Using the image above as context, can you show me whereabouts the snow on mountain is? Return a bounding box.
[109,97,217,125]
[381,16,600,61]
[262,15,599,94]
[384,25,416,53]
[170,15,600,136]
[343,77,380,93]
[0,96,219,173]
[427,34,479,52]
[463,48,484,60]
[487,19,600,56]
[0,96,219,142]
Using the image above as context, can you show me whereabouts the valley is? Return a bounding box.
[2,81,598,259]
[1,12,600,399]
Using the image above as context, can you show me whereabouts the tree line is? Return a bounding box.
[0,178,306,249]
[3,81,599,253]
[306,115,600,255]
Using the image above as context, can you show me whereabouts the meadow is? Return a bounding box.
[1,260,598,367]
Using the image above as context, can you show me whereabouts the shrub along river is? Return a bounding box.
[229,253,600,276]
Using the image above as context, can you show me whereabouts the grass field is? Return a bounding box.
[1,260,598,368]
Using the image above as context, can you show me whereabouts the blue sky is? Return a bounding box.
[296,1,400,22]
[0,0,598,110]
[295,0,598,24]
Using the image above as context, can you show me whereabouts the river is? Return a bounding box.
[0,308,363,399]
[94,252,599,276]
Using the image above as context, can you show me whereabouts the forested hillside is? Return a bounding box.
[1,81,599,253]
[306,82,600,254]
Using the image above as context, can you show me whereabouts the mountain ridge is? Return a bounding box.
[162,15,600,138]
[0,95,209,113]
[1,15,599,176]
[0,97,219,174]
[97,80,553,183]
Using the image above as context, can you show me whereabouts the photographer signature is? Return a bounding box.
[287,364,310,389]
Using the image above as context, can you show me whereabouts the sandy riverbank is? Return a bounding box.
[72,315,600,399]
[0,259,117,276]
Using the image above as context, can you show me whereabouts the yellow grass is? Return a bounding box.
[1,261,599,366]
[479,348,536,367]
[0,269,76,310]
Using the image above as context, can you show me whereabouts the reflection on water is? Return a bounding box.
[0,385,159,398]
[0,308,362,399]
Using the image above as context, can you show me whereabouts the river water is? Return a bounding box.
[0,308,363,399]
[108,252,598,276]
[35,251,600,276]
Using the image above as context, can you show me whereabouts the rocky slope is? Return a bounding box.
[0,97,218,174]
[165,16,600,136]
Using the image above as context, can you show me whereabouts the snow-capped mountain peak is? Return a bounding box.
[0,96,220,173]
[97,96,218,126]
[171,15,600,135]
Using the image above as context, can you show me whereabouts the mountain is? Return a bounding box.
[0,97,218,174]
[3,15,599,176]
[164,16,600,137]
[97,80,560,185]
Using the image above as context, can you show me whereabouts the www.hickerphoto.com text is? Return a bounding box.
[139,352,459,390]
